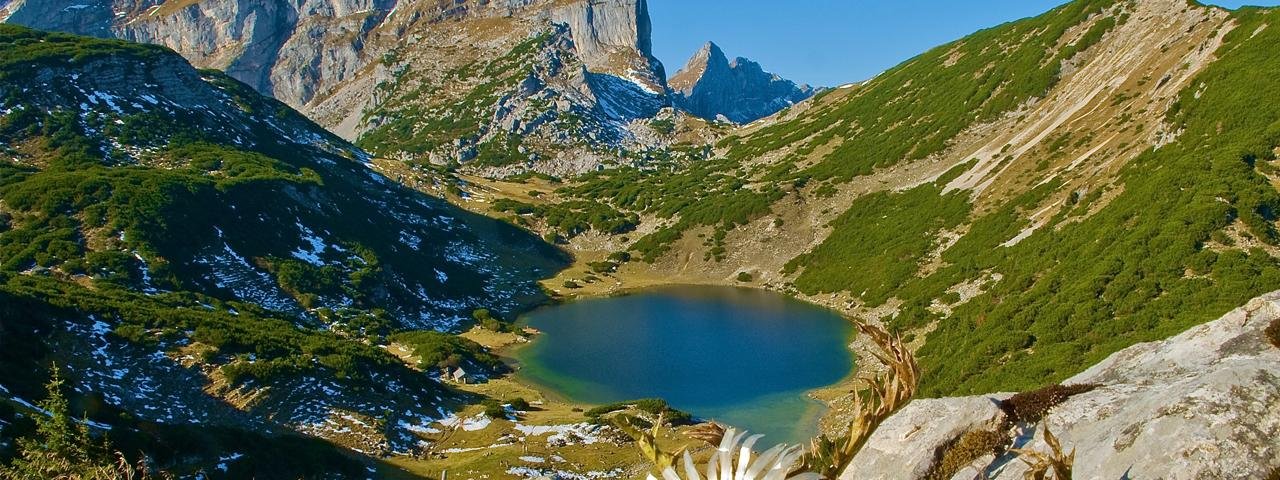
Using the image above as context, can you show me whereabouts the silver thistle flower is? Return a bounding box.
[647,429,822,480]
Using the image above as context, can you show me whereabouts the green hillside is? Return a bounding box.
[0,24,568,475]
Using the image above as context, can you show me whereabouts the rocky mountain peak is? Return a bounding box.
[669,41,727,92]
[670,40,816,124]
[551,0,665,91]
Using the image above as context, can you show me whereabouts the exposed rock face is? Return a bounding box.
[117,0,304,100]
[843,396,1011,480]
[4,0,683,153]
[670,41,815,124]
[842,291,1280,480]
[550,0,668,119]
[1,0,122,37]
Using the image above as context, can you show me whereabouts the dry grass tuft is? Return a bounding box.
[1000,384,1098,424]
[1012,425,1074,480]
[612,413,687,471]
[925,428,1007,480]
[1266,317,1280,348]
[798,322,921,478]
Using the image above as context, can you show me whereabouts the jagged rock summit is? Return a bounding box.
[670,41,816,124]
[549,0,670,121]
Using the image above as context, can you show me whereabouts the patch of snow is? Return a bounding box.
[624,70,661,96]
[86,91,124,114]
[507,466,624,480]
[291,223,329,266]
[513,422,606,445]
[398,231,423,250]
[440,413,492,432]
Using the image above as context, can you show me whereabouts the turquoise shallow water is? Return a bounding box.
[515,285,855,444]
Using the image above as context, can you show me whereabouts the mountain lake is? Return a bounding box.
[515,285,856,444]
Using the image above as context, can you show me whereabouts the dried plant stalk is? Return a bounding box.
[798,322,921,478]
[1011,425,1074,480]
[613,413,687,470]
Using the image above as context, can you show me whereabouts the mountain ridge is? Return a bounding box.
[1,0,818,169]
[670,40,817,124]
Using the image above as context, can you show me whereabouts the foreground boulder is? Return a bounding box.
[843,291,1280,480]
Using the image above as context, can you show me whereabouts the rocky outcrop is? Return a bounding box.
[547,0,669,122]
[5,0,681,142]
[117,0,302,99]
[844,396,1012,479]
[0,0,124,38]
[550,0,664,90]
[842,291,1280,480]
[670,41,815,124]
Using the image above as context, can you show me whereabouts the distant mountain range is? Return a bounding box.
[1,0,814,175]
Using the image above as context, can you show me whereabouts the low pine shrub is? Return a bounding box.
[926,428,1007,480]
[1000,384,1099,424]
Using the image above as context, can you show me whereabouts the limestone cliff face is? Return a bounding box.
[670,41,815,124]
[842,291,1280,480]
[3,0,677,141]
[116,0,302,100]
[0,0,125,38]
[550,0,668,119]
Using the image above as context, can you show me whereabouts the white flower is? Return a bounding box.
[647,429,822,480]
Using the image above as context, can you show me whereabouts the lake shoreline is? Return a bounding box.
[498,284,860,444]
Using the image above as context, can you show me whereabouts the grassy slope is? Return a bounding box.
[0,24,567,475]
[535,0,1123,263]
[796,4,1280,396]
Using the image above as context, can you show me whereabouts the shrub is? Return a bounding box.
[562,280,581,289]
[389,330,504,372]
[926,428,1007,480]
[736,272,753,282]
[472,309,509,332]
[508,397,531,411]
[1000,384,1098,424]
[588,261,617,274]
[481,399,506,419]
[584,398,692,426]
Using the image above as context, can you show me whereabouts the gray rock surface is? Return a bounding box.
[550,0,664,87]
[841,395,1011,480]
[1,0,124,37]
[842,291,1280,480]
[670,41,815,124]
[997,292,1280,480]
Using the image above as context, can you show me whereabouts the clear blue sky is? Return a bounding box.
[650,1,1279,88]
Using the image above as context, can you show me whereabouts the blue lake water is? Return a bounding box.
[515,285,855,444]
